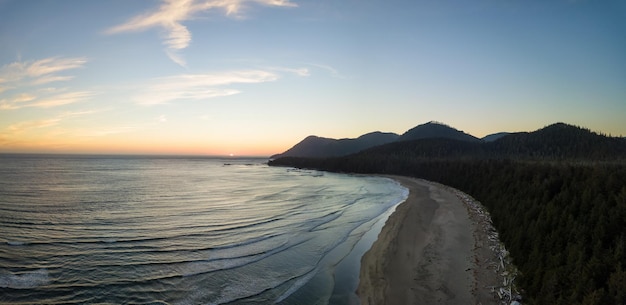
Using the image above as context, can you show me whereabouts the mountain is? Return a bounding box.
[397,121,480,142]
[273,121,479,158]
[489,123,626,159]
[270,131,399,159]
[367,122,626,161]
[482,132,510,142]
[272,122,626,160]
[270,136,336,159]
[272,122,626,163]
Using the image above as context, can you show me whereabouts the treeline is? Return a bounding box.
[360,123,626,162]
[269,149,626,304]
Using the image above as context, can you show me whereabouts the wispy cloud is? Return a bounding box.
[31,75,75,85]
[87,126,142,137]
[0,56,87,86]
[7,118,62,132]
[4,109,95,134]
[30,91,95,108]
[134,69,280,105]
[0,93,37,110]
[308,63,344,79]
[0,108,100,149]
[105,0,297,66]
[0,57,92,110]
[268,67,310,77]
[0,90,94,110]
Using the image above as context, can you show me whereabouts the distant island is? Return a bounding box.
[269,121,626,305]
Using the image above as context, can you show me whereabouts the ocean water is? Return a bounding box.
[0,155,407,304]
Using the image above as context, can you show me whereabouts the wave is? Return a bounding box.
[308,210,345,232]
[0,268,49,289]
[273,267,318,303]
[183,266,317,305]
[179,235,310,278]
[6,241,27,246]
[209,216,285,234]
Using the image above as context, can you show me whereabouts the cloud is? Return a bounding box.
[31,75,75,85]
[25,57,87,78]
[30,91,95,108]
[88,126,141,137]
[134,69,279,105]
[0,56,91,109]
[0,93,37,110]
[0,90,94,110]
[59,110,98,118]
[165,49,188,67]
[0,57,87,86]
[2,110,96,138]
[308,63,344,78]
[105,0,297,66]
[268,67,310,76]
[8,118,62,132]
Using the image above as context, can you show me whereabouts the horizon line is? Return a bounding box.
[0,152,272,159]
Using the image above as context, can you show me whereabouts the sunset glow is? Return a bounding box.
[1,0,624,156]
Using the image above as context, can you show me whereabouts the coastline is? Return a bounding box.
[357,176,503,305]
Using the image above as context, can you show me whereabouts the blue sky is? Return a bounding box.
[1,0,625,155]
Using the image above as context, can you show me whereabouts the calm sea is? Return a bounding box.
[0,155,407,304]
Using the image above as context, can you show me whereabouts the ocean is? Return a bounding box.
[0,155,407,304]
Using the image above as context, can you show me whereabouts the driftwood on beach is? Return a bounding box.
[358,177,521,305]
[440,183,522,304]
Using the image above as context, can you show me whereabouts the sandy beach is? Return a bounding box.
[357,176,500,305]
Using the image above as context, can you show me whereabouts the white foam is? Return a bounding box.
[6,241,27,246]
[0,269,50,289]
[274,268,318,303]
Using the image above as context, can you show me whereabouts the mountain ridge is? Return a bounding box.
[273,121,481,159]
[270,131,399,159]
[272,122,626,162]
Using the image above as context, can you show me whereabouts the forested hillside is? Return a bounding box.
[269,123,626,305]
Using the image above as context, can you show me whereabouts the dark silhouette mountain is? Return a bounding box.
[397,121,480,142]
[272,123,626,165]
[352,123,626,161]
[272,122,626,160]
[273,121,482,158]
[270,131,399,159]
[270,136,336,159]
[482,132,510,142]
[489,122,626,160]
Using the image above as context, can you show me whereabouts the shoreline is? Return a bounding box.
[357,176,505,305]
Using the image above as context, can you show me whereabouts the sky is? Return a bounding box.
[1,0,625,156]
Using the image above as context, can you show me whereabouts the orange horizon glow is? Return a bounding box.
[0,138,291,157]
[2,119,625,157]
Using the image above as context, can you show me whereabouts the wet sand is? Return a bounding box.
[357,176,499,305]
